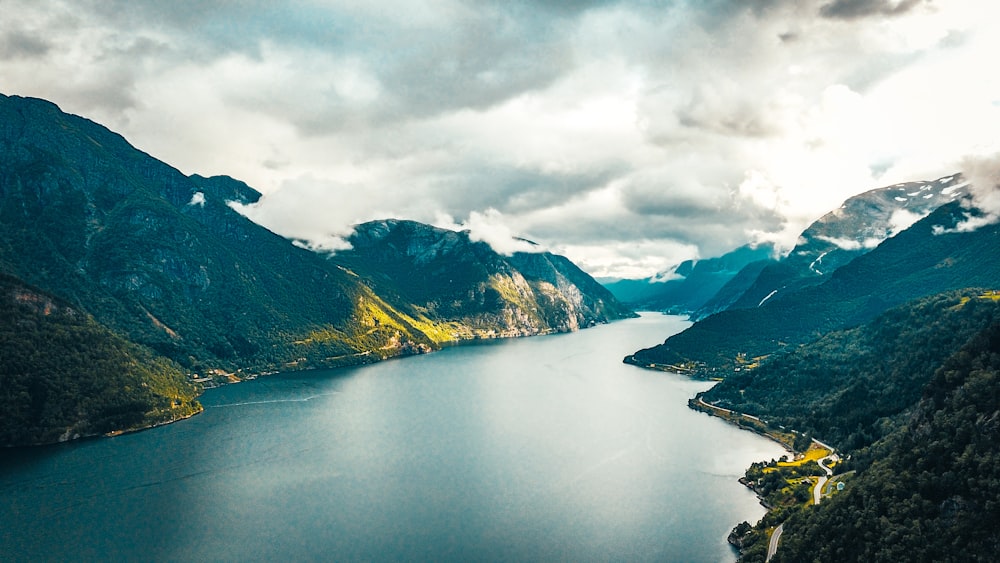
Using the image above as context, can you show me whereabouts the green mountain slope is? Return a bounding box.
[0,274,200,446]
[767,317,1000,562]
[335,219,633,338]
[728,175,967,312]
[701,290,1000,452]
[628,200,1000,374]
[0,93,446,374]
[0,93,631,442]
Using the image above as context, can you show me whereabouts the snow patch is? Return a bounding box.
[894,196,907,202]
[758,289,778,307]
[808,251,829,274]
[940,181,969,195]
[188,192,206,206]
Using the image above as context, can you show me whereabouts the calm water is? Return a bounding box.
[1,314,784,562]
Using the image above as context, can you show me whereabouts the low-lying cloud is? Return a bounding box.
[934,153,1000,234]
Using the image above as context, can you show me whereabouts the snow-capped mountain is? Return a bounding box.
[723,174,968,311]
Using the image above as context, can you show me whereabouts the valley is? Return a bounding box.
[2,91,999,562]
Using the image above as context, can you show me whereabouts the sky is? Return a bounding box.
[2,0,999,278]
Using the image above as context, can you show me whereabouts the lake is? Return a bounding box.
[0,313,784,562]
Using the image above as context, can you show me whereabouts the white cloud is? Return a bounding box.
[3,0,999,277]
[934,152,1000,234]
[462,209,543,255]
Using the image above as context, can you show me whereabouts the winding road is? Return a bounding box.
[767,441,838,561]
[813,448,836,505]
[766,524,783,562]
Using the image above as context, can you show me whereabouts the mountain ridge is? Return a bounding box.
[628,196,1000,374]
[0,92,631,444]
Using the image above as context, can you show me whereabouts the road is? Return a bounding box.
[813,451,835,505]
[766,523,783,562]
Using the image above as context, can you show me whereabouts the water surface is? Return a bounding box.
[1,314,784,562]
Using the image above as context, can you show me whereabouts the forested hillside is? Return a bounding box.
[768,319,1000,562]
[701,290,1000,452]
[338,219,632,337]
[0,93,631,444]
[0,274,200,446]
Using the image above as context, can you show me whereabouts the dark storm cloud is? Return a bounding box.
[431,163,628,216]
[819,0,927,20]
[66,0,577,131]
[0,29,52,58]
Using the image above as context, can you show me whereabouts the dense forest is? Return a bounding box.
[769,319,1000,562]
[0,274,201,446]
[709,289,1000,561]
[702,290,1000,452]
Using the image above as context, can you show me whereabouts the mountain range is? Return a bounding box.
[612,148,1000,560]
[606,174,969,320]
[603,243,774,315]
[626,181,999,375]
[0,93,631,445]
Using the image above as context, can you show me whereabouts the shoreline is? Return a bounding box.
[685,387,838,561]
[688,392,799,452]
[19,317,630,449]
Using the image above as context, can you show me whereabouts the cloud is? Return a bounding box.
[461,209,544,255]
[0,28,52,58]
[3,0,999,278]
[934,153,1000,234]
[819,0,928,20]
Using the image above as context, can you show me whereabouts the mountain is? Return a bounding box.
[0,93,446,375]
[335,219,634,338]
[0,93,631,442]
[764,308,1000,562]
[726,175,968,312]
[700,289,1000,452]
[690,258,773,320]
[603,244,774,314]
[0,273,201,446]
[708,290,1000,562]
[627,197,1000,374]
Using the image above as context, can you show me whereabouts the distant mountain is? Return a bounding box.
[727,175,967,312]
[0,93,631,442]
[628,197,1000,374]
[603,244,774,314]
[0,273,201,446]
[690,258,773,320]
[336,219,634,338]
